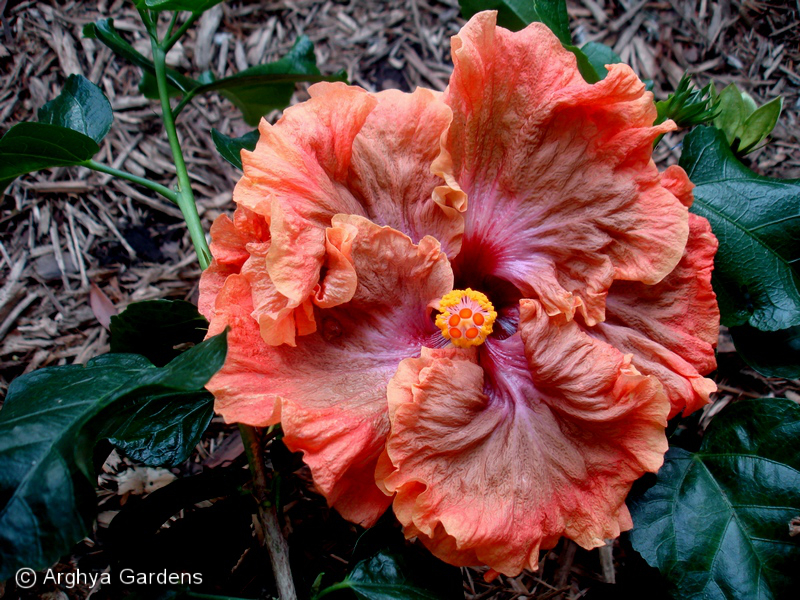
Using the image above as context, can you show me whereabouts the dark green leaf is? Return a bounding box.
[578,41,621,81]
[729,324,800,379]
[344,551,440,600]
[680,127,800,331]
[459,0,571,44]
[100,391,214,466]
[84,19,198,95]
[211,128,259,170]
[138,69,183,99]
[629,398,800,600]
[0,122,99,183]
[317,523,462,600]
[197,36,345,126]
[132,0,225,11]
[0,333,227,579]
[38,74,113,144]
[109,299,208,367]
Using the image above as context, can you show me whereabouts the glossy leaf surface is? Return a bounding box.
[0,333,226,579]
[316,523,462,600]
[629,398,800,600]
[38,74,113,144]
[0,122,99,182]
[578,41,621,81]
[211,128,259,170]
[680,127,800,331]
[100,391,214,466]
[458,0,571,44]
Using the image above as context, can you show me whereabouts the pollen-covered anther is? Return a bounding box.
[435,289,497,348]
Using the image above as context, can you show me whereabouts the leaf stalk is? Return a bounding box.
[149,37,211,269]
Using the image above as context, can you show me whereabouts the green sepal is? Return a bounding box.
[655,74,718,128]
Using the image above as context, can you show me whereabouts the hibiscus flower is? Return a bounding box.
[199,12,719,576]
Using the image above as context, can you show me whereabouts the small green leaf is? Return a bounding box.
[714,84,745,146]
[629,398,800,600]
[211,128,259,171]
[738,96,783,154]
[84,19,197,95]
[132,0,225,11]
[578,41,622,81]
[459,0,571,44]
[99,391,214,466]
[740,91,758,119]
[0,333,226,579]
[680,127,800,331]
[198,36,345,126]
[0,122,99,183]
[729,324,800,379]
[109,299,209,367]
[38,74,113,144]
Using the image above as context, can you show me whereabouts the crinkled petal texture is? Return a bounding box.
[377,302,669,575]
[440,12,689,325]
[201,212,453,526]
[587,213,719,418]
[233,83,463,345]
[199,9,720,578]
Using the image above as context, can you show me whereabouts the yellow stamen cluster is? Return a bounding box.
[435,288,497,348]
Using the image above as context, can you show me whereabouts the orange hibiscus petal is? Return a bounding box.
[205,274,282,427]
[208,215,453,525]
[588,213,719,418]
[379,304,669,575]
[348,87,464,256]
[199,207,269,321]
[232,83,463,345]
[442,12,688,324]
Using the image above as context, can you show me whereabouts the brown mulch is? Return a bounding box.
[0,0,798,599]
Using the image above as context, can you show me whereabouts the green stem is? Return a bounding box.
[165,11,180,39]
[83,160,179,204]
[171,88,198,120]
[239,424,297,600]
[150,39,212,269]
[164,12,202,51]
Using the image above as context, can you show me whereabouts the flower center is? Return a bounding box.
[435,288,497,348]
